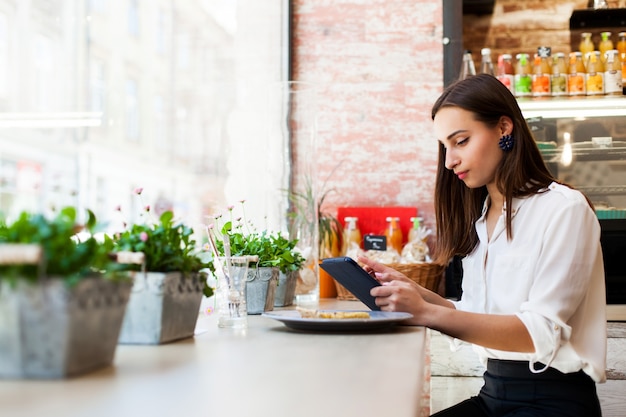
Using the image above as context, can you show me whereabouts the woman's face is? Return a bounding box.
[434,106,506,189]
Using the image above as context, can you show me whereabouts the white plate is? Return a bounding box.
[262,310,413,332]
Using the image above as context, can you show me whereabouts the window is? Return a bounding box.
[127,0,139,37]
[33,34,55,111]
[125,78,139,141]
[0,13,7,98]
[89,59,106,114]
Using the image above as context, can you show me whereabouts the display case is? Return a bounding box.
[519,96,626,321]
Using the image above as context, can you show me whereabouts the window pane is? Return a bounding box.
[0,1,286,236]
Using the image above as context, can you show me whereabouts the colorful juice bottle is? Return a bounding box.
[586,51,605,95]
[408,217,423,243]
[599,32,614,61]
[551,52,568,96]
[604,49,623,95]
[532,47,552,97]
[580,32,595,56]
[384,217,403,254]
[514,53,532,97]
[618,32,626,94]
[568,51,586,96]
[496,53,515,93]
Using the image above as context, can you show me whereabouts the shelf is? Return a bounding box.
[518,96,626,119]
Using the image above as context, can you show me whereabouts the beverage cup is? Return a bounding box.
[214,256,254,328]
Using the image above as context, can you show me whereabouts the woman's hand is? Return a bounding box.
[358,256,455,326]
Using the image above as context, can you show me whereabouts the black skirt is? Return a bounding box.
[431,359,602,417]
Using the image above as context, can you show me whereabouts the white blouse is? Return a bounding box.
[451,182,607,383]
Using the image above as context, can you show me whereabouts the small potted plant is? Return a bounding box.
[0,206,132,379]
[209,202,305,312]
[112,189,212,344]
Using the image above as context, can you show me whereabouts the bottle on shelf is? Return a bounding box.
[496,53,515,94]
[532,47,552,97]
[459,50,476,80]
[599,32,614,61]
[585,50,605,96]
[604,49,623,96]
[618,32,626,94]
[341,217,362,256]
[480,48,495,76]
[384,217,403,254]
[514,53,532,97]
[407,217,423,243]
[568,51,587,96]
[551,52,568,96]
[579,32,595,57]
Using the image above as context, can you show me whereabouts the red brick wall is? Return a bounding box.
[463,0,588,69]
[292,0,444,230]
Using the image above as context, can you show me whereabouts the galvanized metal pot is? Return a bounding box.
[0,277,132,379]
[274,270,298,307]
[246,266,278,314]
[118,271,204,345]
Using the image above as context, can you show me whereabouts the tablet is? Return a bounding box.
[319,257,381,311]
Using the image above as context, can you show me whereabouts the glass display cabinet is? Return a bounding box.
[519,97,626,320]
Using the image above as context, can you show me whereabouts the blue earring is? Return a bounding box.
[498,134,514,151]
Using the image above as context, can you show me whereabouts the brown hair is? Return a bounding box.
[431,74,556,265]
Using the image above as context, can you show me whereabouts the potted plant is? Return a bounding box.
[286,171,342,298]
[0,206,132,378]
[209,202,305,312]
[112,189,212,344]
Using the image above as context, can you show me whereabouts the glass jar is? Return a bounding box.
[568,51,586,96]
[551,52,568,96]
[514,53,532,97]
[580,32,595,56]
[586,50,605,95]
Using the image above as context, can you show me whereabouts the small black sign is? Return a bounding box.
[364,234,387,251]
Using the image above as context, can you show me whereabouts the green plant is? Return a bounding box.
[112,190,213,297]
[0,206,124,285]
[209,202,306,274]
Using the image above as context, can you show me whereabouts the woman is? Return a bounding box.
[360,74,606,417]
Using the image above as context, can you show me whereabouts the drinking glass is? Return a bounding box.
[214,256,251,328]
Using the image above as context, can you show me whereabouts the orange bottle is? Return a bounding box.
[568,51,586,96]
[618,32,626,93]
[385,217,403,254]
[532,47,552,97]
[599,32,614,61]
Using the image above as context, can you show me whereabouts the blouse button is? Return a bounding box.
[554,324,559,331]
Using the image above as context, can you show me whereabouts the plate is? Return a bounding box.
[262,310,413,332]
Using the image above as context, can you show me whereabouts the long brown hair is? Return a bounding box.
[431,74,556,265]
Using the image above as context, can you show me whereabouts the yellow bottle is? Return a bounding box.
[599,32,614,61]
[341,217,362,255]
[580,32,595,56]
[551,52,568,96]
[586,51,605,95]
[384,217,403,254]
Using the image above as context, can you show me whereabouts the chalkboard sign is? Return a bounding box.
[364,234,387,251]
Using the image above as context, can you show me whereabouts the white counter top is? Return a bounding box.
[0,299,429,417]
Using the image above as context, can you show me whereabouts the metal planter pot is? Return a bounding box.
[274,270,298,307]
[0,277,132,379]
[118,271,204,345]
[246,266,278,314]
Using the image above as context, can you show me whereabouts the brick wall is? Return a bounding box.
[292,0,444,231]
[463,0,588,69]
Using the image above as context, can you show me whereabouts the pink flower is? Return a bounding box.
[144,205,150,212]
[134,187,143,195]
[227,205,234,211]
[114,204,121,211]
[140,232,148,242]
